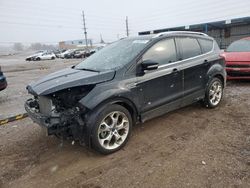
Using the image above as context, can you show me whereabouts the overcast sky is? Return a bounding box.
[0,0,250,44]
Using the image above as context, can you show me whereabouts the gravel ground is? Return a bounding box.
[0,54,249,188]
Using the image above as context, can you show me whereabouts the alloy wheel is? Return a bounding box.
[209,80,222,106]
[98,111,129,150]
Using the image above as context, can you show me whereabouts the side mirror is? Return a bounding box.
[141,60,159,71]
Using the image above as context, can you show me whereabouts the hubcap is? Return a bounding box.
[209,81,222,106]
[98,111,129,150]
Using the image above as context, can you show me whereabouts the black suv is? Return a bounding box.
[25,31,226,154]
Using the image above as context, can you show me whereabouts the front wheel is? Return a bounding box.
[203,77,223,108]
[89,104,132,154]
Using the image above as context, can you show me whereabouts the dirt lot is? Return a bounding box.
[0,54,249,188]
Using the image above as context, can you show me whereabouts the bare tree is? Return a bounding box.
[29,43,57,51]
[13,43,24,51]
[29,43,42,51]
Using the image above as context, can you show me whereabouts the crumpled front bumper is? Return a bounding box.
[25,99,60,134]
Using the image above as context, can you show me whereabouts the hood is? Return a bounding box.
[222,52,250,62]
[27,68,115,96]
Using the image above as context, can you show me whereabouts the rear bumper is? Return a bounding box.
[0,75,7,91]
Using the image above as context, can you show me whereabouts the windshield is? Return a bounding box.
[226,39,250,52]
[74,38,150,71]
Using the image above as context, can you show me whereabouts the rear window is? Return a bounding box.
[226,39,250,52]
[178,37,202,59]
[198,38,213,53]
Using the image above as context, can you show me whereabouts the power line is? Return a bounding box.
[0,20,126,33]
[129,9,250,29]
[130,2,249,25]
[0,21,81,30]
[2,0,125,18]
[0,14,126,31]
[130,0,249,22]
[131,12,250,34]
[0,3,124,22]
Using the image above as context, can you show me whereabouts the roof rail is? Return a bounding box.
[153,31,208,38]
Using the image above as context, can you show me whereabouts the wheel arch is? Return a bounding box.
[206,63,226,88]
[83,96,138,149]
[91,96,139,124]
[213,74,225,87]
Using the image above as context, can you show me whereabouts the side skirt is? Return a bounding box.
[140,90,204,123]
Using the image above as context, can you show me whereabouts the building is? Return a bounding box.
[138,16,250,49]
[59,39,93,49]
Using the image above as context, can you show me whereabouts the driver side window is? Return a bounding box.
[143,38,177,66]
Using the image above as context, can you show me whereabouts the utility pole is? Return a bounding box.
[100,34,104,44]
[82,11,88,48]
[126,16,129,37]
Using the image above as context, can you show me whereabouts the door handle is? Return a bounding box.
[204,59,208,64]
[172,68,178,73]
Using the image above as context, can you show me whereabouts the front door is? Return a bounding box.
[136,38,183,121]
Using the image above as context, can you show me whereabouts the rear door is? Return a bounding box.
[176,37,212,104]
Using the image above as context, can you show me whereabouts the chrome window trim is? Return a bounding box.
[157,40,215,69]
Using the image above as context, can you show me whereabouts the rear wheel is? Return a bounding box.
[51,56,55,60]
[89,104,132,154]
[36,57,41,61]
[203,77,223,108]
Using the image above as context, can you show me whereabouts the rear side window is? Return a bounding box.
[198,38,213,53]
[177,37,201,59]
[143,38,177,65]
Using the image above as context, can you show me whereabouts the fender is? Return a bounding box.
[79,85,140,112]
[206,59,226,87]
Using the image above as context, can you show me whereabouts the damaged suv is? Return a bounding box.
[25,31,226,154]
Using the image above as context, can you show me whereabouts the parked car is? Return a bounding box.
[25,51,45,61]
[0,66,7,91]
[64,50,77,59]
[73,50,88,58]
[89,48,97,56]
[58,49,74,58]
[25,31,226,154]
[221,37,250,80]
[53,49,66,58]
[35,52,56,61]
[65,49,92,59]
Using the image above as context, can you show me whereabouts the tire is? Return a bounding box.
[203,77,223,108]
[51,57,55,60]
[88,104,132,154]
[36,57,41,61]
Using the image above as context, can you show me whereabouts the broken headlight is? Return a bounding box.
[50,85,95,110]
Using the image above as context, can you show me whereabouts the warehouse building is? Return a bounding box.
[139,16,250,49]
[59,39,93,49]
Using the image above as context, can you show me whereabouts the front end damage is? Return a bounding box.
[25,86,94,143]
